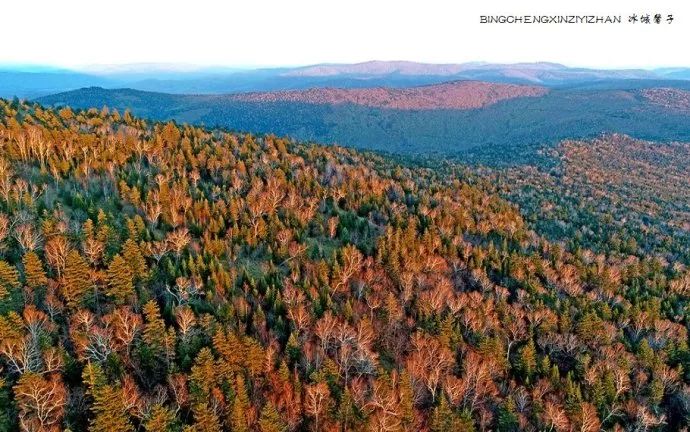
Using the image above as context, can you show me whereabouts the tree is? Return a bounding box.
[61,251,90,308]
[14,372,66,432]
[516,338,537,384]
[106,255,133,304]
[103,307,142,358]
[496,397,519,431]
[406,332,454,403]
[0,260,19,299]
[542,402,569,432]
[175,306,196,344]
[305,382,331,432]
[143,301,166,350]
[230,375,251,432]
[23,252,47,290]
[167,228,190,262]
[139,300,175,381]
[191,403,221,432]
[398,371,415,428]
[332,244,363,295]
[430,396,474,432]
[143,405,177,432]
[122,239,147,281]
[572,402,600,432]
[83,363,133,432]
[259,401,287,432]
[44,236,70,277]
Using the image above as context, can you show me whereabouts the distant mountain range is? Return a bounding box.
[3,60,690,98]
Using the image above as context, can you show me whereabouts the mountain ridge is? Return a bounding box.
[5,60,690,98]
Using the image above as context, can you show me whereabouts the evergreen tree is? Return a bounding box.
[496,397,519,431]
[144,405,178,432]
[192,403,221,432]
[106,254,134,304]
[22,252,47,289]
[230,376,250,432]
[62,250,90,308]
[122,239,147,281]
[143,300,166,350]
[399,371,415,428]
[0,261,19,299]
[83,363,132,432]
[259,401,287,432]
[430,396,474,432]
[516,338,537,384]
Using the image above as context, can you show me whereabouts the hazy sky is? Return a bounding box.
[3,0,688,69]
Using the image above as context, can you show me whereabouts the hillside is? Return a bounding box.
[476,134,690,262]
[0,99,688,431]
[641,88,690,111]
[37,82,690,163]
[230,81,548,110]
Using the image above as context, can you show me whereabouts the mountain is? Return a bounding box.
[36,80,690,163]
[282,60,480,76]
[284,60,657,84]
[655,67,690,80]
[0,70,114,99]
[3,61,690,98]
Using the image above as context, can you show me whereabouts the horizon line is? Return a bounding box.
[1,60,689,73]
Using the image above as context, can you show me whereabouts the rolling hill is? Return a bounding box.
[36,80,690,164]
[229,80,548,110]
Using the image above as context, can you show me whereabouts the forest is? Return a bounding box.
[35,83,690,163]
[470,134,690,263]
[0,98,688,432]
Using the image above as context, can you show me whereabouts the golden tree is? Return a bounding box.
[62,251,90,309]
[23,252,47,290]
[106,255,134,304]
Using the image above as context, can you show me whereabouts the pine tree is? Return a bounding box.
[230,375,250,432]
[192,403,222,432]
[83,363,132,432]
[0,260,19,299]
[258,401,287,432]
[430,396,451,432]
[23,251,47,289]
[337,388,357,432]
[122,239,147,281]
[143,300,166,350]
[517,338,537,384]
[430,396,474,432]
[62,250,90,308]
[496,397,519,432]
[399,371,415,428]
[106,254,134,304]
[189,348,216,400]
[144,405,177,432]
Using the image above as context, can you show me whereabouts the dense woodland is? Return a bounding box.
[0,99,689,432]
[36,85,690,160]
[476,135,690,264]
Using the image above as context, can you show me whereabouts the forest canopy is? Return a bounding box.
[0,99,688,431]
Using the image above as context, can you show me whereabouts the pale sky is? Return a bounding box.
[2,0,688,70]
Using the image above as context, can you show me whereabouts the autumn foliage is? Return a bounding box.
[0,99,687,432]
